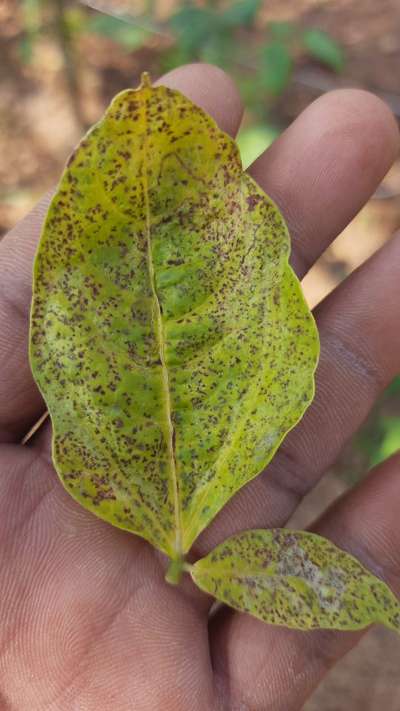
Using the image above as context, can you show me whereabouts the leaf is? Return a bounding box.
[222,0,262,28]
[261,41,293,96]
[268,21,296,42]
[387,375,400,396]
[370,416,400,466]
[191,529,400,631]
[19,0,41,63]
[169,7,218,54]
[237,123,280,170]
[86,15,150,51]
[29,75,318,561]
[18,35,35,64]
[303,28,345,72]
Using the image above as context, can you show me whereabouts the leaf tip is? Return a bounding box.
[139,71,152,90]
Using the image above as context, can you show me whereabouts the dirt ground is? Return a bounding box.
[1,1,400,708]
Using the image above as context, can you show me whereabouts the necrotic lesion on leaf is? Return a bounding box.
[29,73,319,561]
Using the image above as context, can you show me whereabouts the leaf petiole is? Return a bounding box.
[165,558,193,585]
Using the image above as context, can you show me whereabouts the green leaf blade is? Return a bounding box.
[86,15,150,51]
[303,28,345,72]
[222,0,262,28]
[261,41,293,96]
[191,529,400,632]
[30,79,318,559]
[169,7,218,53]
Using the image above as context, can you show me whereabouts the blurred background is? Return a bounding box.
[1,0,400,706]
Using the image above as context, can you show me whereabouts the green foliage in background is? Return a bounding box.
[303,27,345,72]
[337,375,400,486]
[86,14,151,50]
[19,0,42,62]
[87,2,345,147]
[17,0,346,165]
[237,123,279,169]
[78,0,345,150]
[18,1,345,126]
[356,376,400,470]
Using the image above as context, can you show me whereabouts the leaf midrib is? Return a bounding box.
[142,88,182,559]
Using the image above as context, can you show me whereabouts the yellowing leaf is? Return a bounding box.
[191,529,400,631]
[29,75,318,561]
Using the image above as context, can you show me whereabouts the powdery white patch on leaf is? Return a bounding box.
[29,74,318,561]
[191,529,400,632]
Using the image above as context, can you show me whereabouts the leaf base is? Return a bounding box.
[165,557,185,585]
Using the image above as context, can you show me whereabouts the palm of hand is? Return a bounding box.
[1,64,400,711]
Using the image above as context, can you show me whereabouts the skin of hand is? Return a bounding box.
[0,63,400,711]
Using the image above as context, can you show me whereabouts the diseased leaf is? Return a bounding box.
[29,75,318,561]
[191,529,400,632]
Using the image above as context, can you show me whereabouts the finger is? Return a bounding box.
[195,231,400,552]
[0,444,216,709]
[249,89,399,277]
[210,452,400,711]
[158,62,243,138]
[0,63,243,444]
[0,196,53,443]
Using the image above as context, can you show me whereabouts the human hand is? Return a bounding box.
[0,63,399,711]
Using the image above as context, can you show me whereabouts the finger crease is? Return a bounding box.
[321,328,384,391]
[43,579,157,710]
